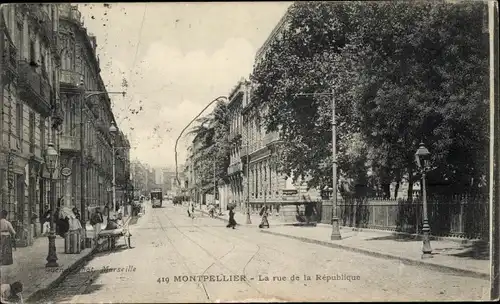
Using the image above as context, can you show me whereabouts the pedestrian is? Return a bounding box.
[0,210,16,266]
[41,205,51,236]
[1,281,23,304]
[259,205,270,228]
[187,201,195,218]
[90,208,104,241]
[226,206,237,229]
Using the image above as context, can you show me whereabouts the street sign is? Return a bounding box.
[60,167,72,177]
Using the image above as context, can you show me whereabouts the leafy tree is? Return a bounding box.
[251,1,489,197]
[186,101,231,194]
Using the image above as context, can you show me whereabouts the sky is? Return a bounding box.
[77,2,291,170]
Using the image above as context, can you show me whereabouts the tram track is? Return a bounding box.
[153,209,266,299]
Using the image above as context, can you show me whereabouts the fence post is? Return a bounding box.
[459,200,464,235]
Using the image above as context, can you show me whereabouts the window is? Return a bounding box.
[41,51,47,76]
[40,118,46,151]
[255,168,258,198]
[16,103,22,150]
[29,112,35,153]
[16,22,22,58]
[29,39,36,65]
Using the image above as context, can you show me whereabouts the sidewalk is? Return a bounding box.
[0,213,133,302]
[0,235,94,301]
[196,206,489,280]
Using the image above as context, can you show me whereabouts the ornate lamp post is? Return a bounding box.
[415,142,432,259]
[109,122,118,213]
[45,142,59,267]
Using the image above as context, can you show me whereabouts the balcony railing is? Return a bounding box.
[60,70,82,88]
[59,135,80,152]
[18,61,51,113]
[59,4,82,24]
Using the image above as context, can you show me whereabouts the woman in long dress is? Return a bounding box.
[0,210,16,266]
[259,205,270,228]
[226,206,237,229]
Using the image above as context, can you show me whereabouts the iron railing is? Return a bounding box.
[320,194,489,239]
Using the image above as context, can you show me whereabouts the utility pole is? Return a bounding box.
[213,157,216,210]
[79,78,86,230]
[294,91,341,240]
[246,126,251,224]
[330,90,341,240]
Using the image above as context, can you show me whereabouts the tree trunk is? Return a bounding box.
[407,167,413,201]
[382,183,390,199]
[394,181,400,199]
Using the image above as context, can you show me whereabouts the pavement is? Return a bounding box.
[0,213,134,303]
[35,203,488,302]
[195,205,490,280]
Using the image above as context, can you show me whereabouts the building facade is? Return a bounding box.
[1,3,63,246]
[57,3,128,220]
[131,159,148,197]
[227,79,249,210]
[242,3,321,220]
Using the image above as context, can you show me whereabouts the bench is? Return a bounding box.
[97,226,131,251]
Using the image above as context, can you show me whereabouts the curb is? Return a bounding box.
[260,230,489,281]
[26,245,99,303]
[321,224,481,245]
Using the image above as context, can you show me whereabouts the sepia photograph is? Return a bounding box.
[0,1,499,303]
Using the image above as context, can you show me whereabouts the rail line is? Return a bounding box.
[153,209,265,298]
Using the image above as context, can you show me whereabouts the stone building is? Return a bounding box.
[227,79,249,210]
[57,3,128,219]
[0,4,63,246]
[131,159,148,197]
[113,129,131,211]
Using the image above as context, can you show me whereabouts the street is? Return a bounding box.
[37,201,488,303]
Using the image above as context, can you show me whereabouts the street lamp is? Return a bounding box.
[175,96,227,190]
[45,142,59,267]
[109,122,118,214]
[415,142,432,259]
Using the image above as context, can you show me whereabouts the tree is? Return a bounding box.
[251,1,489,196]
[186,101,231,193]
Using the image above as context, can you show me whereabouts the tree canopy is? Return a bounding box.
[250,1,489,197]
[186,101,231,193]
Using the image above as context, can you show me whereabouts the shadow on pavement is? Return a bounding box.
[364,234,423,242]
[448,240,489,260]
[128,216,139,225]
[92,244,131,258]
[28,269,105,304]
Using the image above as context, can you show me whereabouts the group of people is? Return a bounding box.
[183,200,271,229]
[40,202,83,238]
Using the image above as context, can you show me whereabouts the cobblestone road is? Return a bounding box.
[38,202,488,303]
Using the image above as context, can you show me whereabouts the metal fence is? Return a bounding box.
[319,194,489,239]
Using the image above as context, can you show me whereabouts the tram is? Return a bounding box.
[151,188,163,208]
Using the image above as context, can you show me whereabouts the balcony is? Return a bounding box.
[263,132,280,146]
[29,4,53,43]
[18,61,52,116]
[59,4,82,25]
[59,135,80,153]
[227,162,243,176]
[1,35,18,83]
[60,70,82,89]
